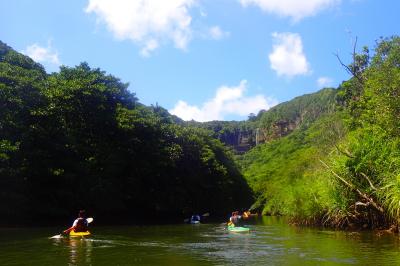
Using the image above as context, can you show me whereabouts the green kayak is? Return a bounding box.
[228,225,250,232]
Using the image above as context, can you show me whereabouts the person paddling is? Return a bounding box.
[63,210,89,234]
[228,211,242,227]
[190,214,201,223]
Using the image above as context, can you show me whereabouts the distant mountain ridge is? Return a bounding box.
[191,87,338,153]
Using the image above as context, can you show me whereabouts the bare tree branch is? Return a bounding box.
[360,172,378,191]
[334,36,365,84]
[334,52,354,76]
[352,36,358,74]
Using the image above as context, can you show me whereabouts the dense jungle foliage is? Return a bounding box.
[240,36,400,230]
[0,41,253,225]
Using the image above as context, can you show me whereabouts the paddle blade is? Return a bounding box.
[86,217,94,224]
[49,234,63,239]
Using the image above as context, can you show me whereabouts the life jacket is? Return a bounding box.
[74,218,88,232]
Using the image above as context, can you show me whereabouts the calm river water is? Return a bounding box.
[1,217,399,265]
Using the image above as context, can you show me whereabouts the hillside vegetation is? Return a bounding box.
[240,36,400,230]
[0,41,253,225]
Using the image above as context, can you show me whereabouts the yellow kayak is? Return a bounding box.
[69,230,91,237]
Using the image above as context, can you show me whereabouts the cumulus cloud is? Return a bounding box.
[239,0,340,21]
[208,26,230,40]
[169,80,278,121]
[268,32,311,77]
[85,0,196,55]
[22,43,60,66]
[317,76,334,88]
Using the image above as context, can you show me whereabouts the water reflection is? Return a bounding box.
[51,237,92,265]
[68,238,92,265]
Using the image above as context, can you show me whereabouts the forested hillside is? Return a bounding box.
[240,36,400,230]
[0,41,253,225]
[189,88,337,154]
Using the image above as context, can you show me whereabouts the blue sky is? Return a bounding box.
[1,0,399,121]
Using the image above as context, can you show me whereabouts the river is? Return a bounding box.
[0,217,399,265]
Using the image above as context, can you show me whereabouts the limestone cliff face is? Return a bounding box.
[226,119,301,153]
[256,120,295,144]
[218,109,324,153]
[237,118,301,152]
[234,131,254,154]
[255,114,305,145]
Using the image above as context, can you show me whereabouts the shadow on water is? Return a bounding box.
[1,217,400,265]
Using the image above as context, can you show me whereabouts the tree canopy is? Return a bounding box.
[0,41,252,225]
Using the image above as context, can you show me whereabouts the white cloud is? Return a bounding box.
[239,0,340,21]
[170,101,203,121]
[22,43,60,66]
[268,32,311,77]
[208,26,230,40]
[169,80,278,121]
[140,39,159,57]
[317,76,333,87]
[85,0,196,56]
